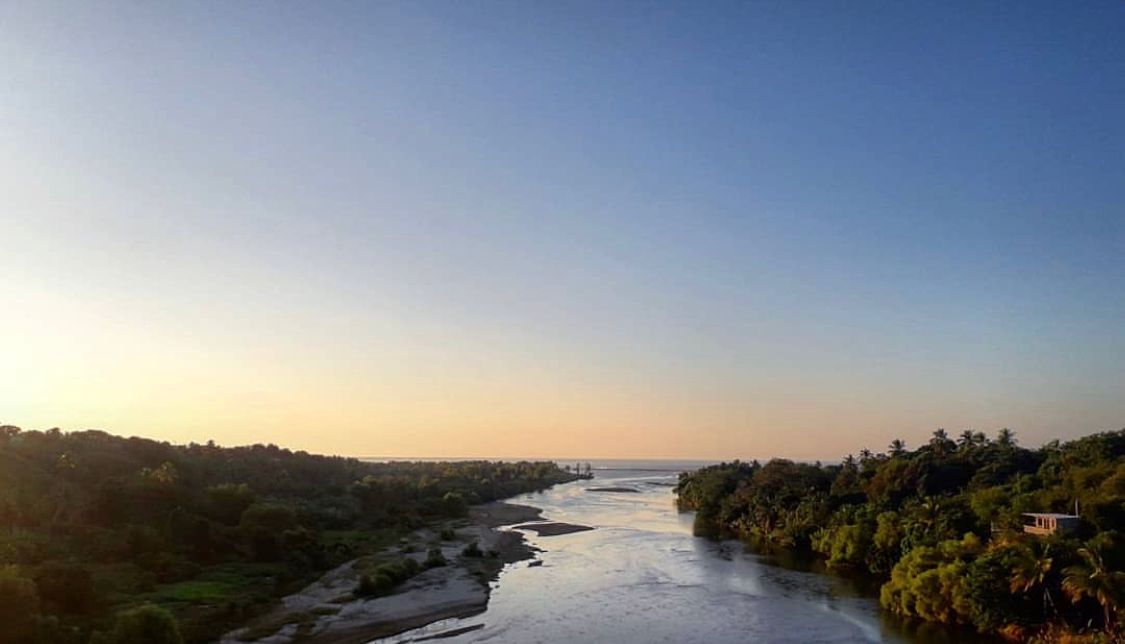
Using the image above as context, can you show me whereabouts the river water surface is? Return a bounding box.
[378,461,977,644]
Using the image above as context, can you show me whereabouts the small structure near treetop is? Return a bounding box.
[1022,512,1080,536]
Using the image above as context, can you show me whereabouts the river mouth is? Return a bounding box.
[376,462,990,644]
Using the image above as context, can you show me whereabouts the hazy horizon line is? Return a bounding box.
[8,423,1122,465]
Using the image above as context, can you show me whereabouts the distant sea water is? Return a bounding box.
[560,458,720,472]
[374,460,988,644]
[360,457,723,472]
[364,454,724,466]
[361,457,838,469]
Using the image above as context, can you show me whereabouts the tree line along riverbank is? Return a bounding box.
[675,429,1125,641]
[0,426,578,644]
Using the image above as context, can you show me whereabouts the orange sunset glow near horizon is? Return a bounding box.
[3,3,1123,461]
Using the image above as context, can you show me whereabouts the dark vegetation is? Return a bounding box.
[354,556,433,598]
[676,428,1125,641]
[424,546,447,569]
[460,540,484,558]
[0,426,576,644]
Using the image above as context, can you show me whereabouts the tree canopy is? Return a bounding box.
[676,428,1125,639]
[0,426,575,643]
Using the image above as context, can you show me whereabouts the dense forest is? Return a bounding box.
[0,426,576,644]
[676,429,1125,641]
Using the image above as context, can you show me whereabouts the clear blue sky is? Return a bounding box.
[2,1,1123,458]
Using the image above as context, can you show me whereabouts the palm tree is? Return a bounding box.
[917,497,941,535]
[888,439,906,457]
[997,428,1017,448]
[1010,542,1056,615]
[1062,545,1125,630]
[929,429,954,456]
[958,430,976,449]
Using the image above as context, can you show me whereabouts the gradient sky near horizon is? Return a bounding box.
[2,1,1123,460]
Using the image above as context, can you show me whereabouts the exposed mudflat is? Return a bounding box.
[468,501,543,527]
[510,522,594,536]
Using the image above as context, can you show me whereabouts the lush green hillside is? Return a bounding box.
[0,426,576,644]
[676,429,1125,641]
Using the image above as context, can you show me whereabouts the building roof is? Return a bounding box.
[1022,513,1080,519]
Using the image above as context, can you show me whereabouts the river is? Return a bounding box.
[377,461,984,643]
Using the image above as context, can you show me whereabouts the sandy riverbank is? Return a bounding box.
[220,501,550,644]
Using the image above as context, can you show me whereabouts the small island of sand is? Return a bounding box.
[511,522,595,536]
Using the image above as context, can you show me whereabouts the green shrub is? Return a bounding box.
[356,571,397,597]
[461,541,483,558]
[357,558,424,597]
[374,573,395,593]
[424,548,447,568]
[378,558,421,582]
[880,534,983,626]
[95,604,183,644]
[355,574,377,597]
[400,557,421,576]
[439,528,457,541]
[356,573,374,596]
[811,522,873,568]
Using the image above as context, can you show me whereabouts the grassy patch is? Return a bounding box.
[141,563,284,607]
